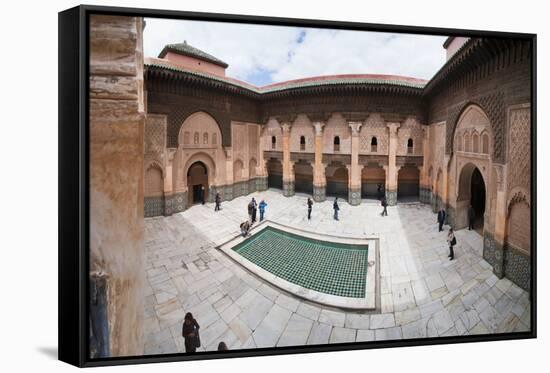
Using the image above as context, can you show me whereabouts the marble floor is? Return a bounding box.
[143,190,531,355]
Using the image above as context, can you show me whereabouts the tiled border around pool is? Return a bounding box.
[217,220,378,310]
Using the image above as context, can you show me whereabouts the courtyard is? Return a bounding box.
[143,191,531,354]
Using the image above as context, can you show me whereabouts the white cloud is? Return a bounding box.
[144,17,447,85]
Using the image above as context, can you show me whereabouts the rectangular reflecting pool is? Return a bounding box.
[233,226,369,298]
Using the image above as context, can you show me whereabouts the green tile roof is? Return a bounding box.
[145,60,426,95]
[158,41,229,68]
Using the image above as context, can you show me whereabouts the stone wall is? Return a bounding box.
[89,15,145,357]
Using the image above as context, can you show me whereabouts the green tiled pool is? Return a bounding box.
[233,227,369,298]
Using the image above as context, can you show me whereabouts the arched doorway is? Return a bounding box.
[266,158,283,189]
[294,160,313,195]
[187,161,208,205]
[326,162,348,199]
[470,167,486,232]
[397,165,420,202]
[456,163,486,231]
[361,165,385,199]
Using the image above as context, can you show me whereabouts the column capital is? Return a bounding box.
[281,122,292,134]
[312,121,325,136]
[386,122,401,135]
[348,121,363,136]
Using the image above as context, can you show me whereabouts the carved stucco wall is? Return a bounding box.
[427,122,446,196]
[262,118,282,151]
[506,105,531,254]
[359,113,388,155]
[290,114,314,153]
[144,114,166,199]
[232,121,261,180]
[323,113,351,154]
[175,112,227,192]
[397,116,424,156]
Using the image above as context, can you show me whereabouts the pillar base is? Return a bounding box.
[313,185,326,202]
[283,181,295,197]
[503,246,531,291]
[256,176,268,191]
[419,187,431,204]
[156,191,187,217]
[385,189,397,206]
[349,187,361,206]
[483,231,504,279]
[145,196,165,217]
[446,204,455,227]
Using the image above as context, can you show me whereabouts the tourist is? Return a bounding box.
[447,228,457,261]
[259,199,267,221]
[307,197,313,220]
[182,312,200,353]
[468,205,475,230]
[437,208,446,232]
[333,198,340,220]
[251,198,258,223]
[215,192,221,211]
[247,200,254,221]
[381,197,388,216]
[200,185,206,205]
[217,341,228,351]
[240,220,251,237]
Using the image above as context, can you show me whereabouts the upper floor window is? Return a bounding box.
[271,136,276,150]
[300,136,306,151]
[371,137,378,152]
[482,133,489,154]
[334,136,340,152]
[193,132,199,145]
[203,132,208,145]
[407,138,413,154]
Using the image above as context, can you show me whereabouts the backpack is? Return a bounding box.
[451,236,456,246]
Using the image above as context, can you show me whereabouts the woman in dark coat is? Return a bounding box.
[182,312,200,353]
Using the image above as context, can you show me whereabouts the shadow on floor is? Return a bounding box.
[36,346,58,360]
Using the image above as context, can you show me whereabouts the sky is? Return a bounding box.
[144,18,448,86]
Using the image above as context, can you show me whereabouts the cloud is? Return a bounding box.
[144,17,447,85]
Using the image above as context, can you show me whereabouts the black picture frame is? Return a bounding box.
[58,4,537,368]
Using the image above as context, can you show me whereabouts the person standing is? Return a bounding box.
[467,205,475,230]
[381,197,388,216]
[200,185,206,205]
[447,228,457,260]
[307,197,313,220]
[251,198,258,223]
[214,192,221,212]
[259,199,267,221]
[247,200,254,221]
[182,312,200,353]
[333,198,340,221]
[437,208,446,232]
[377,184,383,200]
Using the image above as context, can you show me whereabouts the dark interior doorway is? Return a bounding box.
[266,158,283,189]
[470,167,486,232]
[187,161,208,205]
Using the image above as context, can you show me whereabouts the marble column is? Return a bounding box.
[385,122,401,205]
[281,123,295,196]
[312,122,326,201]
[348,121,363,205]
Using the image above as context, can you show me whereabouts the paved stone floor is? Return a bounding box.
[143,190,531,355]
